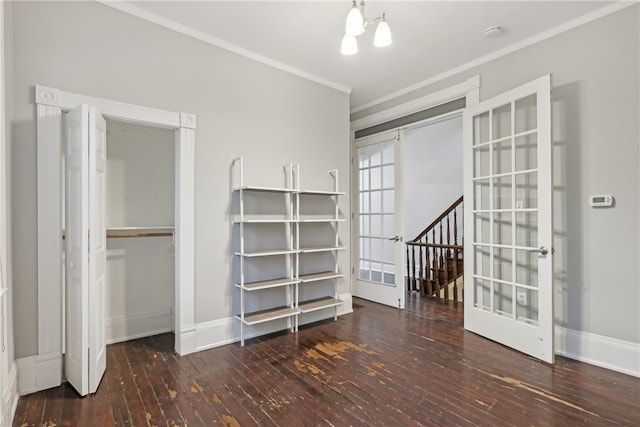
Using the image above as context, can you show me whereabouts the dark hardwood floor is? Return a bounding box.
[13,295,640,426]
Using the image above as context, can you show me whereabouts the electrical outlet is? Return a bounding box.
[516,290,527,305]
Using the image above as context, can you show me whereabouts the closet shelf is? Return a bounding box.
[236,306,299,326]
[298,297,343,313]
[298,271,345,283]
[235,249,298,257]
[235,277,300,291]
[106,226,174,239]
[235,218,296,224]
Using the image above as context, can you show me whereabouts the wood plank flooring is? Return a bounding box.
[13,295,640,426]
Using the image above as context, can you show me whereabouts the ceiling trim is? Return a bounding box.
[97,1,352,95]
[350,0,636,114]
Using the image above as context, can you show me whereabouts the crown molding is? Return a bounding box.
[350,1,637,114]
[97,1,352,95]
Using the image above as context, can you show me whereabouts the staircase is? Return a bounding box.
[406,196,464,302]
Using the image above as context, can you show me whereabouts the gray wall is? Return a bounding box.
[355,6,640,344]
[10,1,350,358]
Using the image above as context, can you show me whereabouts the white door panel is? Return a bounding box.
[65,104,107,396]
[463,75,554,363]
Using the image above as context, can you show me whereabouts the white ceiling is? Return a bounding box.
[122,1,619,111]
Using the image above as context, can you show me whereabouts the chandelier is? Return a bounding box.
[341,0,392,55]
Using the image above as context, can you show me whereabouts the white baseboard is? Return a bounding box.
[106,308,173,345]
[555,326,640,378]
[16,352,62,395]
[195,293,354,352]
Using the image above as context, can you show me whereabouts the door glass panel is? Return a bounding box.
[383,269,395,285]
[370,144,382,166]
[382,165,394,188]
[494,248,512,282]
[516,288,538,324]
[370,167,381,189]
[370,190,382,212]
[473,246,491,277]
[493,283,513,316]
[474,213,490,243]
[360,260,370,280]
[370,214,382,236]
[360,192,369,213]
[474,146,490,177]
[382,190,394,213]
[515,94,537,134]
[371,238,382,261]
[474,179,490,210]
[473,112,490,145]
[360,215,369,236]
[361,237,370,259]
[358,146,369,168]
[359,169,369,191]
[383,214,394,236]
[493,176,512,209]
[492,103,512,140]
[515,212,537,247]
[382,141,394,163]
[515,172,537,208]
[493,140,512,174]
[383,240,394,263]
[516,250,538,287]
[494,212,512,245]
[474,278,491,310]
[515,133,537,171]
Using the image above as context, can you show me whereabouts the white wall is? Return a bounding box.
[105,121,175,343]
[10,1,350,359]
[403,116,463,241]
[354,5,640,361]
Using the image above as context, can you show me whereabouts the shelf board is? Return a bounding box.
[298,190,345,196]
[235,277,299,291]
[299,246,345,253]
[235,185,294,193]
[107,225,174,232]
[298,218,346,223]
[236,219,296,223]
[299,271,345,283]
[236,306,299,325]
[298,297,343,313]
[235,249,298,257]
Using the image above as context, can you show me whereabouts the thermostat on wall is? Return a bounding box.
[589,195,613,207]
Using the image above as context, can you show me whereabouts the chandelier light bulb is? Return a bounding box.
[345,1,365,36]
[341,34,358,55]
[374,14,392,47]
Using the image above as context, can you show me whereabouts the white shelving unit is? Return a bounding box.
[232,157,345,346]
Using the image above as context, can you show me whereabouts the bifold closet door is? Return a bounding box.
[65,104,107,396]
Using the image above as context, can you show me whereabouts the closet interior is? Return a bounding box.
[104,121,175,344]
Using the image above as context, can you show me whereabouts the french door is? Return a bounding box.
[352,130,405,308]
[65,104,107,395]
[463,75,554,363]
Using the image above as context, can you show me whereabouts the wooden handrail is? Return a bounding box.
[413,196,463,242]
[405,242,463,250]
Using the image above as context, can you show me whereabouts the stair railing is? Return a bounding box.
[406,196,464,302]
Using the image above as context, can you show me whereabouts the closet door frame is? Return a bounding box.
[34,84,196,392]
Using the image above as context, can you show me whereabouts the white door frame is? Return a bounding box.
[350,77,479,300]
[34,85,196,392]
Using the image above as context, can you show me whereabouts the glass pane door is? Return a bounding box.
[464,75,553,363]
[352,130,405,308]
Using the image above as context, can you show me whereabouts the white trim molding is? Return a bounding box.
[106,309,173,345]
[351,76,480,133]
[555,326,640,378]
[34,85,197,394]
